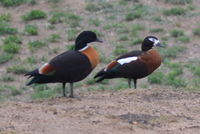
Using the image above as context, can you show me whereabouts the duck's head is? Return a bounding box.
[75,31,103,51]
[141,36,164,52]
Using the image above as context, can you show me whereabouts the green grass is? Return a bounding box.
[129,38,143,46]
[160,46,186,58]
[0,53,13,64]
[0,22,18,35]
[85,3,100,12]
[113,45,128,56]
[149,62,186,87]
[0,74,15,82]
[48,34,61,42]
[163,7,187,16]
[148,71,165,84]
[26,56,38,64]
[131,24,146,36]
[88,18,101,27]
[67,29,79,41]
[0,0,26,7]
[49,11,81,27]
[150,28,164,33]
[28,40,47,51]
[186,64,200,76]
[48,11,66,24]
[125,4,147,21]
[3,35,22,44]
[178,35,190,43]
[7,64,30,74]
[24,24,38,35]
[118,34,129,41]
[193,24,200,36]
[170,29,184,37]
[31,85,61,99]
[22,10,47,21]
[65,13,81,27]
[2,42,20,54]
[164,0,192,5]
[103,23,123,31]
[0,13,11,22]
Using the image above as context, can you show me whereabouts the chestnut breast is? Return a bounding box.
[139,49,162,74]
[81,46,99,69]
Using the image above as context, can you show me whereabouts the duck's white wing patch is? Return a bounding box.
[117,56,138,65]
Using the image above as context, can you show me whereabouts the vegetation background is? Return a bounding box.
[0,0,200,133]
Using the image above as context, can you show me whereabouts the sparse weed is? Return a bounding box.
[150,28,164,33]
[0,53,13,64]
[67,29,79,41]
[170,29,184,37]
[7,64,30,74]
[0,74,15,82]
[65,13,81,27]
[0,22,18,35]
[31,84,61,99]
[178,35,190,43]
[129,38,143,46]
[160,46,186,58]
[118,34,129,41]
[103,23,123,31]
[48,34,61,42]
[3,35,22,44]
[164,0,192,5]
[152,16,163,23]
[193,24,200,36]
[91,30,103,37]
[26,56,38,64]
[163,7,187,16]
[48,11,65,24]
[3,42,20,54]
[24,24,38,35]
[125,4,147,21]
[0,0,26,7]
[0,13,11,22]
[86,3,100,12]
[88,18,101,27]
[148,71,164,84]
[113,45,128,56]
[28,40,47,51]
[22,10,47,21]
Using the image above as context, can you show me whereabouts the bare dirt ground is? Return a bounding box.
[1,88,200,134]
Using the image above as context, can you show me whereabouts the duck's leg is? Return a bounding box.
[128,78,132,88]
[133,79,137,89]
[69,83,74,98]
[62,82,66,97]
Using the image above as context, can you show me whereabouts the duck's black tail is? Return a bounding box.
[94,69,117,82]
[25,69,54,86]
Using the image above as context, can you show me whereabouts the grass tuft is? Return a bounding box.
[0,53,13,64]
[163,7,187,16]
[24,24,38,35]
[22,10,47,21]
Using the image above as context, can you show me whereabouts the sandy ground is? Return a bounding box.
[0,88,200,134]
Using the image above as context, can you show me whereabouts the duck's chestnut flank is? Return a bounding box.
[25,31,103,98]
[94,36,164,89]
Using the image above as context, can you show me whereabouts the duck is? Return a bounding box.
[94,36,164,88]
[25,31,103,97]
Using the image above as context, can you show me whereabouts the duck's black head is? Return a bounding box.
[141,36,164,52]
[75,31,102,51]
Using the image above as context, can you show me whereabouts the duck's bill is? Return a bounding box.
[156,43,165,48]
[96,38,103,43]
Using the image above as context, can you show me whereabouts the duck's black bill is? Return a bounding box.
[156,43,165,48]
[96,38,103,43]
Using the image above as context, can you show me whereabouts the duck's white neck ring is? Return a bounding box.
[78,45,89,52]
